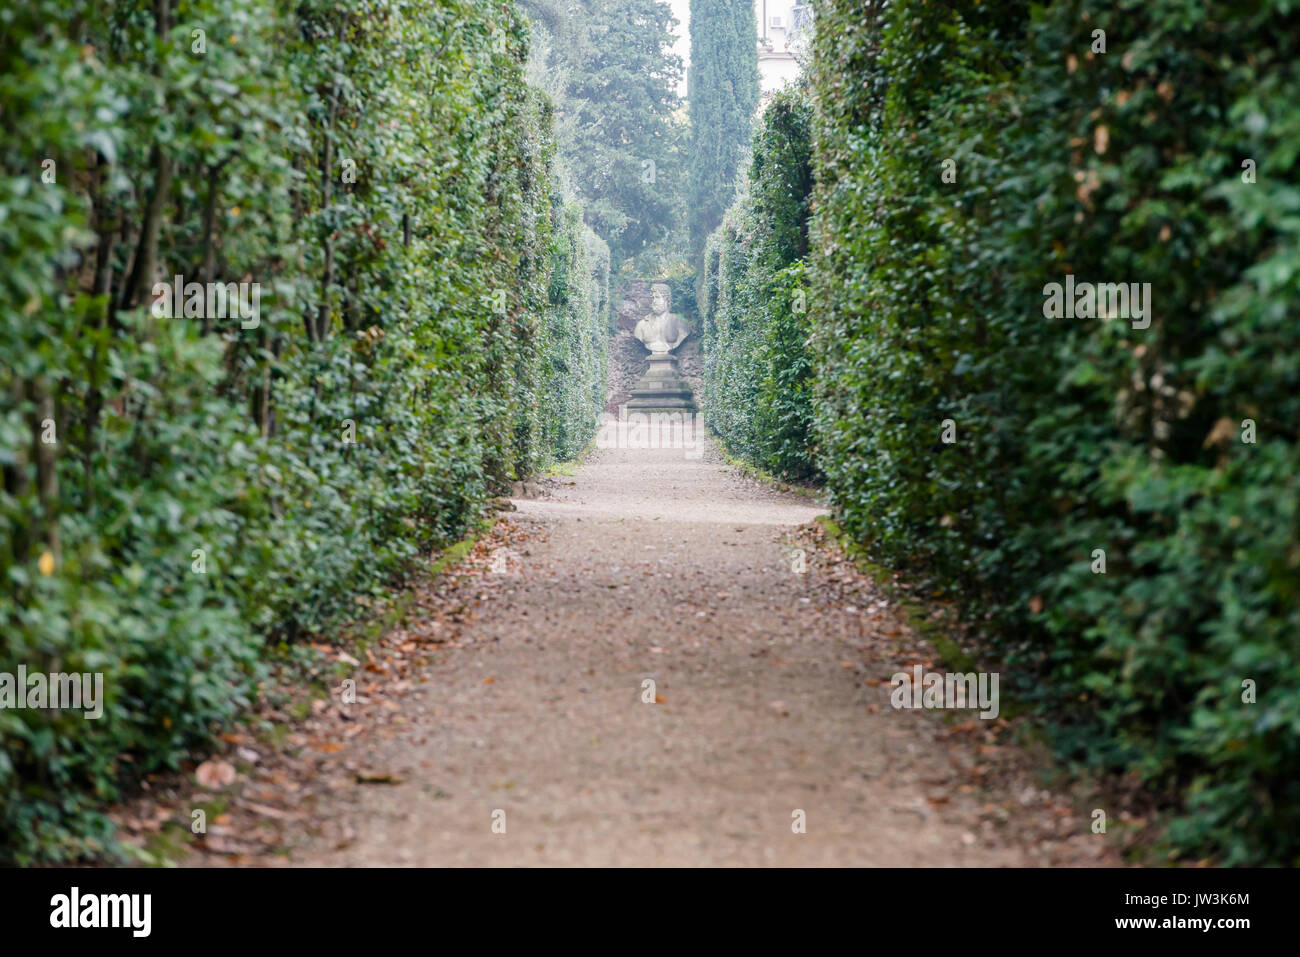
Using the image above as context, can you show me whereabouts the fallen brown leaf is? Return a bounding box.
[356,770,404,785]
[195,759,237,788]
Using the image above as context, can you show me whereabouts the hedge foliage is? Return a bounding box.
[534,204,610,465]
[0,0,606,862]
[807,0,1300,863]
[699,86,817,480]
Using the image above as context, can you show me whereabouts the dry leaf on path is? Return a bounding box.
[195,759,237,788]
[356,771,404,785]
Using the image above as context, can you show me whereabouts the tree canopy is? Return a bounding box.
[524,0,686,271]
[686,0,760,262]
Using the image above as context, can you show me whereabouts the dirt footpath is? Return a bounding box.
[189,435,1109,867]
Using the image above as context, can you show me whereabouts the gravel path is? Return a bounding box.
[269,434,1107,866]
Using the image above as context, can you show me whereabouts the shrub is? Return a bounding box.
[0,0,604,862]
[699,85,817,480]
[808,0,1300,863]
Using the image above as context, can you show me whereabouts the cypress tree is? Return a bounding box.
[687,0,760,261]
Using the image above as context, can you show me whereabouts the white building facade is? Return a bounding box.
[755,0,812,95]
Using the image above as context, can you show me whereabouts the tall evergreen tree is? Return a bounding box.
[687,0,760,260]
[524,0,684,269]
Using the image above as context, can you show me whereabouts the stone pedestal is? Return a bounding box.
[626,352,696,412]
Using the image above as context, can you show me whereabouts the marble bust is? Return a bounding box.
[633,283,689,355]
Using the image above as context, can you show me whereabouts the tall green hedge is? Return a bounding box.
[532,204,610,466]
[810,0,1300,863]
[0,0,604,862]
[699,86,816,480]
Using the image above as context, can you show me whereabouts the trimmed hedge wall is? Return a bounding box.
[0,0,605,862]
[536,205,610,466]
[699,85,817,480]
[809,0,1300,863]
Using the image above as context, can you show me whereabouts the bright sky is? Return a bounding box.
[668,0,691,95]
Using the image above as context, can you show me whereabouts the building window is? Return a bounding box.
[791,3,812,36]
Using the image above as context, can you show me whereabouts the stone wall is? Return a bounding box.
[614,280,654,333]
